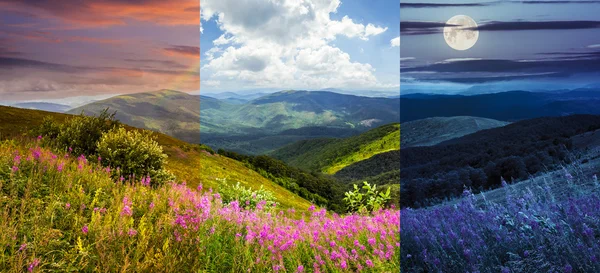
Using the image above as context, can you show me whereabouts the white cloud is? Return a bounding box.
[391,36,400,47]
[202,80,221,87]
[588,44,600,48]
[400,57,415,61]
[201,0,391,90]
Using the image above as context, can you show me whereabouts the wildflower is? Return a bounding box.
[564,264,573,273]
[501,177,508,187]
[141,176,151,186]
[19,243,27,251]
[68,147,72,152]
[65,203,70,209]
[297,265,304,273]
[82,225,88,234]
[149,202,155,209]
[197,184,203,191]
[308,205,315,212]
[365,259,374,268]
[120,176,125,182]
[37,135,42,140]
[13,154,21,165]
[121,205,132,216]
[128,228,137,237]
[57,162,65,172]
[11,165,18,172]
[27,258,40,272]
[367,237,376,246]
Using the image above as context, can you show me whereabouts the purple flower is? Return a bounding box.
[27,258,40,272]
[19,243,27,251]
[365,259,373,268]
[297,265,304,272]
[65,203,71,209]
[82,225,88,234]
[128,228,137,237]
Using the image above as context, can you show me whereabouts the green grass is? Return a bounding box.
[0,105,313,213]
[271,123,400,174]
[0,141,400,272]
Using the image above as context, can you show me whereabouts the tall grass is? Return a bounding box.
[401,162,600,272]
[0,139,399,272]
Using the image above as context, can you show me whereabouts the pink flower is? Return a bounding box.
[308,205,315,212]
[11,166,18,172]
[65,203,71,209]
[19,243,27,251]
[141,176,151,187]
[27,258,40,272]
[297,265,304,272]
[365,259,374,268]
[57,162,65,172]
[121,205,132,216]
[37,135,42,140]
[149,202,155,209]
[82,225,88,234]
[128,228,137,237]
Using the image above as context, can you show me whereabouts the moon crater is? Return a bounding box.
[444,15,478,51]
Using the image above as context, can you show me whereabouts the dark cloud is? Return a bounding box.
[401,21,456,35]
[402,54,600,83]
[473,20,600,31]
[163,45,200,58]
[124,59,187,69]
[401,2,493,8]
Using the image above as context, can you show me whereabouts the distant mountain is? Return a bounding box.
[13,102,71,113]
[401,89,600,122]
[69,89,201,143]
[270,123,399,174]
[401,116,509,147]
[70,89,400,154]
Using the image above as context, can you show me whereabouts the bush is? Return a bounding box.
[344,181,391,214]
[97,127,173,186]
[218,181,278,210]
[37,109,119,156]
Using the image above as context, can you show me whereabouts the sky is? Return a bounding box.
[200,0,400,94]
[0,0,199,102]
[401,0,600,94]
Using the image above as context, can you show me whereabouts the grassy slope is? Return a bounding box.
[0,105,312,211]
[401,116,509,147]
[271,123,400,174]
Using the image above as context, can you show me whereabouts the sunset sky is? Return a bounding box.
[401,0,600,94]
[0,0,199,102]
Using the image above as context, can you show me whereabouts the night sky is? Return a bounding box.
[401,0,600,94]
[0,0,199,102]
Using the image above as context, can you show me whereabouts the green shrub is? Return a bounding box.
[96,127,174,186]
[218,181,278,210]
[343,181,391,214]
[37,109,119,156]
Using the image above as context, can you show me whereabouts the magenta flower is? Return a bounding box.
[27,258,40,272]
[19,243,27,251]
[82,225,88,234]
[37,135,42,140]
[297,265,304,272]
[121,205,132,216]
[65,203,71,209]
[366,259,374,268]
[57,162,65,172]
[128,228,137,237]
[11,165,18,172]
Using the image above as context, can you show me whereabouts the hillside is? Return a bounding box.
[271,123,400,174]
[400,89,600,122]
[401,116,509,147]
[72,89,400,154]
[400,114,600,208]
[0,105,312,211]
[69,89,202,143]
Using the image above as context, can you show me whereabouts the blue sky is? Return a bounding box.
[401,0,600,94]
[200,0,400,94]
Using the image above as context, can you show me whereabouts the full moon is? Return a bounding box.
[444,15,478,51]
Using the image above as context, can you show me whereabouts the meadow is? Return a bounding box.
[401,162,600,272]
[0,139,400,272]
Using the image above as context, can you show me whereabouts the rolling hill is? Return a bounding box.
[270,123,400,174]
[401,116,509,147]
[72,89,401,154]
[0,105,313,212]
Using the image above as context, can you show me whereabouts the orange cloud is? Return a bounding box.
[0,0,199,27]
